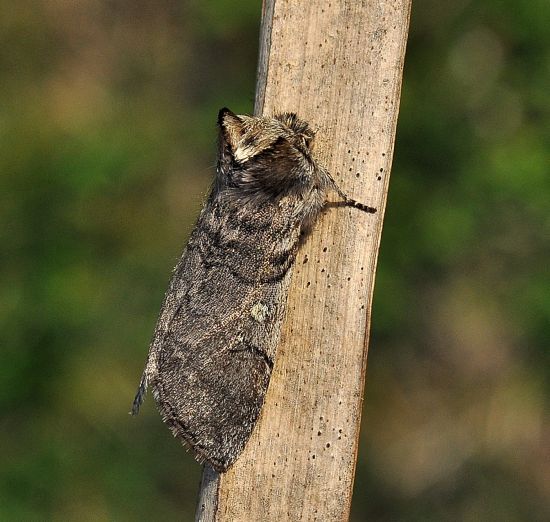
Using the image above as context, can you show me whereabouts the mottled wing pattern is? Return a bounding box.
[141,195,301,471]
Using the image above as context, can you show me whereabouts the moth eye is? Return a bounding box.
[301,135,313,150]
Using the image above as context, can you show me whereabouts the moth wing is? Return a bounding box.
[135,183,298,471]
[154,323,273,471]
[150,256,284,472]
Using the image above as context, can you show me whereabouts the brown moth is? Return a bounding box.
[132,108,375,472]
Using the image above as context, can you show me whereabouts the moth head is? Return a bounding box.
[217,108,321,199]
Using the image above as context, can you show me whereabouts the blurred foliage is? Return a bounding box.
[0,0,548,520]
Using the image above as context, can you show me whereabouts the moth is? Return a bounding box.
[132,108,376,472]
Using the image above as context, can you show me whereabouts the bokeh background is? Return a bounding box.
[1,1,548,520]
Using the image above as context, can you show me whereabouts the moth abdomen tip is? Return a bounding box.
[130,398,141,416]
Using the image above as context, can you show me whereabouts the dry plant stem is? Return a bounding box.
[196,0,411,520]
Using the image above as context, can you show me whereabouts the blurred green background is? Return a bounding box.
[1,1,548,520]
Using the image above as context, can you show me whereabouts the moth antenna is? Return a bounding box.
[323,168,377,214]
[343,198,377,213]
